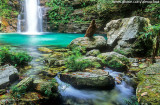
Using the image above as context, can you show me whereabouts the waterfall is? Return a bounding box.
[17,15,21,32]
[17,0,43,34]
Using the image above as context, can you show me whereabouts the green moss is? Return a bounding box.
[98,53,130,71]
[40,79,59,97]
[136,63,160,105]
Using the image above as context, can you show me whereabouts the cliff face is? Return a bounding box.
[0,0,20,33]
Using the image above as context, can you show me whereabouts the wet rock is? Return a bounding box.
[104,16,150,52]
[59,70,115,90]
[54,60,65,66]
[38,71,56,78]
[44,57,56,66]
[98,52,130,71]
[0,65,19,89]
[16,77,34,91]
[86,49,100,57]
[68,36,107,51]
[53,49,69,52]
[38,47,53,53]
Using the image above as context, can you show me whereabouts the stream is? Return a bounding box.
[0,33,135,105]
[56,68,135,105]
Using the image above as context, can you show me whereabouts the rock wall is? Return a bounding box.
[0,1,20,33]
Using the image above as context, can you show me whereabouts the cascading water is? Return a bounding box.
[56,68,135,105]
[17,0,43,34]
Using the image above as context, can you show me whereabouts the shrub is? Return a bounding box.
[40,79,58,97]
[65,48,93,72]
[106,55,130,70]
[65,55,93,72]
[124,96,139,105]
[0,47,32,67]
[10,85,27,99]
[114,48,131,56]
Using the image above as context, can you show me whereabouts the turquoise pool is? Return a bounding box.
[0,33,106,47]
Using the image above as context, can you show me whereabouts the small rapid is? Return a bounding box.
[56,68,135,105]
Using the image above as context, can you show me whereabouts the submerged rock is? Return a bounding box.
[59,70,115,90]
[104,16,150,52]
[0,65,19,89]
[68,36,107,51]
[38,47,53,53]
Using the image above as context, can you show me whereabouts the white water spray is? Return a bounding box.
[25,0,43,33]
[17,0,43,34]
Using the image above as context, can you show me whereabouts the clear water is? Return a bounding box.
[0,33,134,105]
[56,68,135,105]
[0,33,106,47]
[0,33,101,47]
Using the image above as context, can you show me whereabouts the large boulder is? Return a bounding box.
[98,52,130,71]
[136,63,160,105]
[59,70,115,90]
[104,16,150,52]
[0,65,19,89]
[68,36,107,51]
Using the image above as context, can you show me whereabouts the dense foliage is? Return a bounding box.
[0,47,32,67]
[0,0,19,31]
[46,0,74,27]
[11,85,27,99]
[65,47,93,71]
[0,0,19,18]
[40,79,58,97]
[133,4,160,59]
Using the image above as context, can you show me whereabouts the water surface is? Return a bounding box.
[0,33,106,47]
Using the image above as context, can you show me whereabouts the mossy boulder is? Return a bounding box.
[80,56,103,68]
[68,36,107,51]
[136,63,160,105]
[86,49,100,56]
[59,70,115,90]
[98,52,130,71]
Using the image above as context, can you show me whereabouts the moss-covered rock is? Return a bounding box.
[80,56,103,68]
[59,70,115,90]
[38,47,53,53]
[98,52,130,71]
[68,36,107,51]
[136,63,160,105]
[86,49,100,56]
